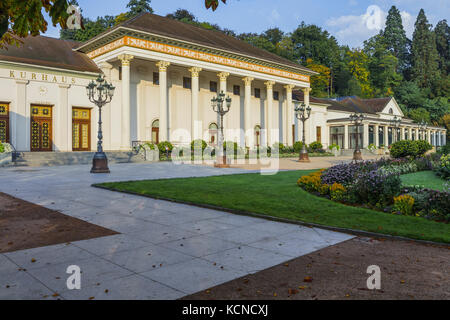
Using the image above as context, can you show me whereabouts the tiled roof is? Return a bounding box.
[0,35,101,73]
[77,13,314,75]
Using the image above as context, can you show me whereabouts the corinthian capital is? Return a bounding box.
[264,81,275,90]
[156,61,171,72]
[242,77,254,86]
[118,54,134,66]
[217,72,230,81]
[189,67,202,78]
[302,87,312,94]
[284,84,295,93]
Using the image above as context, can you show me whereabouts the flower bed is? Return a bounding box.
[298,157,449,223]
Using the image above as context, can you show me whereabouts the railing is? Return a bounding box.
[9,142,21,164]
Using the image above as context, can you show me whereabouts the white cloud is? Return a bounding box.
[326,5,414,48]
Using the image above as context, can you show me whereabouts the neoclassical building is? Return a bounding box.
[0,13,446,153]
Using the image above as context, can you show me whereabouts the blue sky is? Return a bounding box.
[44,0,450,47]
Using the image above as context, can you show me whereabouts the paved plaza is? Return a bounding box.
[0,162,353,300]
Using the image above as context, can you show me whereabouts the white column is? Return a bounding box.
[363,123,369,148]
[427,129,432,144]
[99,62,113,151]
[13,80,29,151]
[265,81,275,146]
[284,85,295,146]
[344,124,349,150]
[400,127,405,142]
[118,54,134,150]
[408,127,412,140]
[374,124,379,147]
[217,72,229,139]
[58,84,70,152]
[242,77,254,147]
[189,67,202,141]
[384,126,389,146]
[156,61,170,142]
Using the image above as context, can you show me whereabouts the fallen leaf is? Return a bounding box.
[304,276,313,283]
[31,258,36,263]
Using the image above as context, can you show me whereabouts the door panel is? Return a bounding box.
[72,108,91,151]
[0,103,9,143]
[30,105,52,152]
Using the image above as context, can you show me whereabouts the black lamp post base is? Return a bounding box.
[298,152,310,163]
[214,155,230,168]
[353,150,363,161]
[91,152,110,174]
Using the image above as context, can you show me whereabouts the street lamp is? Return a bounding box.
[418,120,428,141]
[390,116,401,143]
[294,101,312,162]
[86,74,115,173]
[349,113,365,161]
[211,91,232,168]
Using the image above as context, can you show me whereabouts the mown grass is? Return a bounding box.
[401,170,447,191]
[97,170,450,243]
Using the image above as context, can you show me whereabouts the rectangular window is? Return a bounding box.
[273,91,279,101]
[210,81,218,93]
[183,77,192,89]
[330,126,345,149]
[233,85,240,96]
[349,125,363,149]
[119,66,122,81]
[369,125,374,145]
[254,88,261,98]
[316,126,322,143]
[153,72,159,85]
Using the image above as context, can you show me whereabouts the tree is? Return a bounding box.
[205,0,227,11]
[166,9,196,22]
[434,20,450,75]
[408,107,431,123]
[126,0,153,17]
[306,58,331,98]
[383,6,409,72]
[411,9,440,90]
[0,0,70,47]
[346,49,374,98]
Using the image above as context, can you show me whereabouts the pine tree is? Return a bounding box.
[126,0,154,17]
[383,6,409,71]
[434,20,450,75]
[411,9,440,90]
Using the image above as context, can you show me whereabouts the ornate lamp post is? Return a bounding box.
[418,120,428,141]
[211,91,232,168]
[349,113,365,161]
[294,101,312,162]
[390,116,401,143]
[86,74,115,173]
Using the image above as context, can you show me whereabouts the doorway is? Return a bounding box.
[30,105,53,152]
[72,108,91,151]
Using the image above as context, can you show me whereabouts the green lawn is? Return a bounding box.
[96,171,450,244]
[401,171,447,191]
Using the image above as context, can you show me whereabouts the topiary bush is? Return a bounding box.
[293,141,304,153]
[308,141,323,153]
[390,140,418,158]
[191,139,208,152]
[413,140,432,156]
[157,141,173,154]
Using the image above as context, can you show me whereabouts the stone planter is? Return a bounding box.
[0,153,12,166]
[145,149,160,162]
[331,148,341,157]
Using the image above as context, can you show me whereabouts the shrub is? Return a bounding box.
[308,141,323,153]
[191,139,208,152]
[378,162,418,175]
[367,144,377,152]
[414,140,432,156]
[330,183,347,201]
[349,170,402,206]
[157,141,173,154]
[390,140,419,158]
[435,154,450,180]
[293,141,304,153]
[0,143,4,153]
[437,143,450,155]
[297,171,326,193]
[328,143,340,151]
[223,141,239,155]
[393,195,415,216]
[272,142,285,153]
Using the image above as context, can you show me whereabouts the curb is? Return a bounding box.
[92,184,450,248]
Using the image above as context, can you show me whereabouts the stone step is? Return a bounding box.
[2,151,147,167]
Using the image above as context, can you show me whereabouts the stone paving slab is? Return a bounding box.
[0,162,354,300]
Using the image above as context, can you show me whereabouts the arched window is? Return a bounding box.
[255,125,261,147]
[389,108,394,114]
[209,123,218,145]
[152,119,159,144]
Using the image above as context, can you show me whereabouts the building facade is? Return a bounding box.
[0,13,446,153]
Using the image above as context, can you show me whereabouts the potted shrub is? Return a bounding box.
[367,143,377,154]
[328,144,341,157]
[0,143,13,166]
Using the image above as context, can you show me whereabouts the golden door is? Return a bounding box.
[72,108,91,151]
[30,105,52,152]
[0,103,9,143]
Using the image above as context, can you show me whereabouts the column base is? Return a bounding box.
[214,155,230,168]
[353,150,363,161]
[298,152,310,163]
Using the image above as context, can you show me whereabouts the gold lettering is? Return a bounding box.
[61,76,67,83]
[31,73,37,80]
[42,74,48,81]
[20,72,26,79]
[71,78,76,84]
[52,76,58,83]
[10,71,15,78]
